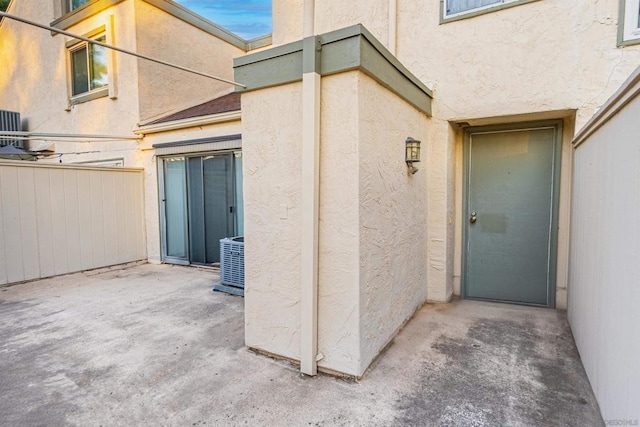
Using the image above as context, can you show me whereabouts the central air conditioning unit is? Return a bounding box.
[0,110,22,148]
[213,236,245,297]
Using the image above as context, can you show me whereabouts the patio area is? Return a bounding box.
[0,263,602,426]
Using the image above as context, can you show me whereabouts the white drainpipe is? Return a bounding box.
[300,0,320,376]
[389,0,397,55]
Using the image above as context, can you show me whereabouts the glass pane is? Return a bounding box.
[187,157,206,264]
[203,155,233,263]
[89,36,108,90]
[71,0,90,10]
[164,158,188,259]
[447,0,501,14]
[234,152,244,237]
[71,47,89,95]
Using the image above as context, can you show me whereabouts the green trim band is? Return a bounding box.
[233,24,433,116]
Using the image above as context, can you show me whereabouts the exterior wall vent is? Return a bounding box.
[213,236,245,296]
[0,110,22,148]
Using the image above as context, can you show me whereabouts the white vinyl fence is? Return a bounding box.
[569,68,640,422]
[0,161,146,285]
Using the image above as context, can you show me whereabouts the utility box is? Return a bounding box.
[213,236,245,296]
[0,110,22,148]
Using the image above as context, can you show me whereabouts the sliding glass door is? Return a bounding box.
[160,152,243,265]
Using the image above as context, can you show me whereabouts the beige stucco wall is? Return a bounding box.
[0,0,141,138]
[270,0,640,307]
[242,82,304,362]
[357,73,429,371]
[316,73,361,374]
[133,0,245,123]
[242,71,430,376]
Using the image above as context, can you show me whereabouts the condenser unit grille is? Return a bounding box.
[220,237,245,288]
[0,110,22,148]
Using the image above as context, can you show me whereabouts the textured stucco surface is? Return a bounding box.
[269,0,640,307]
[317,74,361,374]
[242,72,431,376]
[357,73,429,372]
[133,0,245,123]
[242,83,304,362]
[0,0,140,138]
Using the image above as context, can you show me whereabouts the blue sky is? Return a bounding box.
[174,0,272,40]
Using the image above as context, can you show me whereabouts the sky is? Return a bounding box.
[174,0,272,40]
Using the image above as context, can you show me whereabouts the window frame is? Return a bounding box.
[440,0,542,24]
[618,0,640,46]
[69,34,108,97]
[65,24,117,106]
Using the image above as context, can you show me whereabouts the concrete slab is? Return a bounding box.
[0,264,603,426]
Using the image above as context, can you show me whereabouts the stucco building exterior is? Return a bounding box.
[1,0,639,419]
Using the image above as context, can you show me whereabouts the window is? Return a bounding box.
[69,35,108,97]
[620,0,640,45]
[442,0,539,21]
[69,0,91,12]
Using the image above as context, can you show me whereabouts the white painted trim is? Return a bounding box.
[134,111,242,135]
[573,65,640,147]
[300,71,320,376]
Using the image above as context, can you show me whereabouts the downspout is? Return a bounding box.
[389,0,397,56]
[300,0,321,376]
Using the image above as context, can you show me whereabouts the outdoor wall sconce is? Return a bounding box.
[405,137,421,175]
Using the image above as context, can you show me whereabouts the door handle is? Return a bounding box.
[470,211,477,224]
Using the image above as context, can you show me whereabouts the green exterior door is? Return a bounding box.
[464,124,561,307]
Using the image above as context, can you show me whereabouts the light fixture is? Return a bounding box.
[405,137,421,175]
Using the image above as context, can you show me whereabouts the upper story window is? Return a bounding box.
[70,0,91,11]
[442,0,539,22]
[619,0,640,45]
[69,35,108,97]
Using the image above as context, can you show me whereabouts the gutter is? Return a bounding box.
[133,111,242,135]
[300,0,320,376]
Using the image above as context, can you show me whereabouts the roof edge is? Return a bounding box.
[134,110,241,135]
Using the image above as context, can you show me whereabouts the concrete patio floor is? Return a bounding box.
[0,264,602,426]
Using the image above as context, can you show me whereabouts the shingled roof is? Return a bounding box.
[149,92,241,125]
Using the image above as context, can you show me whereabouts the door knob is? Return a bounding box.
[470,211,477,224]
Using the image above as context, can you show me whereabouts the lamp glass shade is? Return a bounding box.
[405,138,421,163]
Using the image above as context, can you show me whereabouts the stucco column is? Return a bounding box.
[426,119,455,302]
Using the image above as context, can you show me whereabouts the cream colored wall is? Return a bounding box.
[0,0,141,137]
[270,0,640,306]
[272,0,303,45]
[242,83,304,362]
[137,119,242,264]
[133,0,245,123]
[316,73,361,375]
[0,162,146,285]
[357,73,429,372]
[241,71,431,376]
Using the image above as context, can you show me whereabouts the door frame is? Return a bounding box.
[461,120,563,308]
[158,149,241,265]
